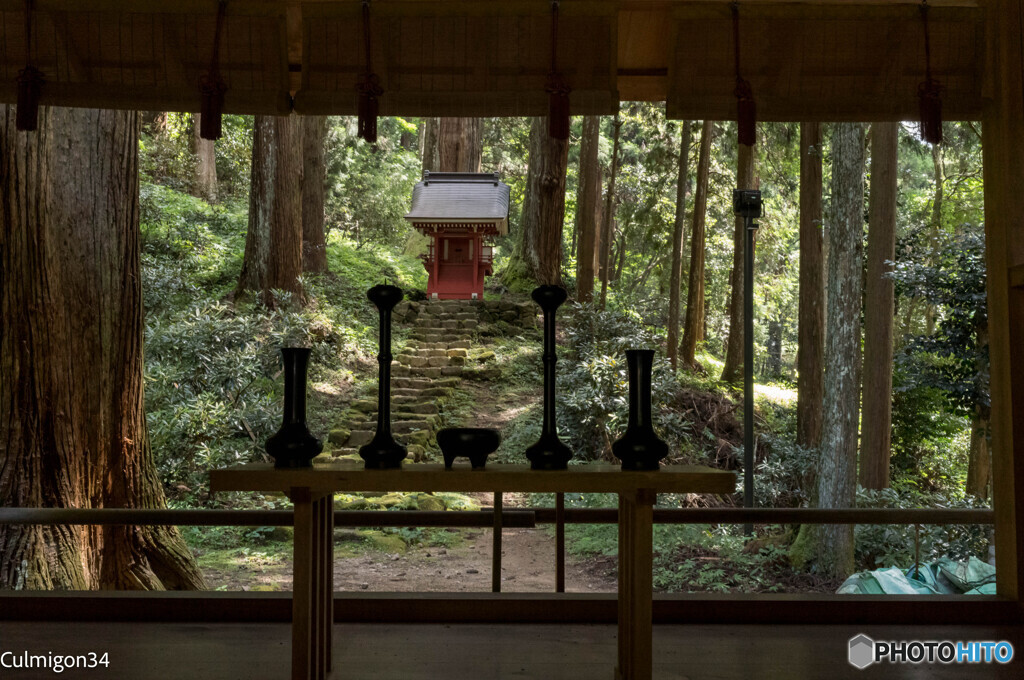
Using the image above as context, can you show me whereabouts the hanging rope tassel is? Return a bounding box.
[16,0,43,132]
[545,1,570,140]
[731,3,756,147]
[199,1,228,140]
[918,1,942,144]
[357,0,383,143]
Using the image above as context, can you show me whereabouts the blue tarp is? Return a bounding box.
[837,556,996,595]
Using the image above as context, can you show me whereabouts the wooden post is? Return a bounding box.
[492,492,502,593]
[982,0,1024,601]
[290,487,315,680]
[617,489,654,680]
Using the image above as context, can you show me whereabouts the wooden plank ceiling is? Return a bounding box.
[0,0,989,120]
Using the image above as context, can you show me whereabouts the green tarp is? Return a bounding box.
[837,556,996,595]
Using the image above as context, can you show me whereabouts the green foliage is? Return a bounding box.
[557,303,681,460]
[324,118,421,248]
[854,486,989,570]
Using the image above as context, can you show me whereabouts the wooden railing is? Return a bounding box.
[0,504,995,594]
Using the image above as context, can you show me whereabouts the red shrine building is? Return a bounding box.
[405,172,510,300]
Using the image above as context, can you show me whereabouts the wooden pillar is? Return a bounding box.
[432,232,440,298]
[982,0,1024,601]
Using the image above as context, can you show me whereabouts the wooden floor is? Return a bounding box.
[0,622,1021,679]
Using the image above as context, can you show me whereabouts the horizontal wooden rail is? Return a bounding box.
[0,507,994,527]
[533,507,996,525]
[0,508,536,528]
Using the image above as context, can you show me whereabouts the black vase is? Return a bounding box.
[612,349,669,471]
[360,284,408,469]
[265,347,323,468]
[525,284,573,470]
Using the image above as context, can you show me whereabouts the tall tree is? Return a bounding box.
[421,117,440,175]
[236,115,304,305]
[599,115,622,309]
[667,121,692,368]
[302,116,328,273]
[680,121,714,369]
[797,122,825,449]
[859,122,899,489]
[0,106,205,590]
[575,115,602,302]
[721,138,757,383]
[925,142,945,335]
[192,113,217,202]
[438,118,483,172]
[505,117,569,287]
[808,122,866,579]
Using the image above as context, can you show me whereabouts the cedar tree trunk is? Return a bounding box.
[438,118,482,173]
[236,115,304,305]
[667,121,692,368]
[680,121,714,369]
[808,122,866,579]
[192,113,217,202]
[506,117,569,287]
[599,115,622,308]
[859,122,898,489]
[575,115,601,303]
[302,116,328,274]
[797,122,825,450]
[721,140,757,383]
[0,105,206,590]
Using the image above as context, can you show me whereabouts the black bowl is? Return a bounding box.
[437,427,502,470]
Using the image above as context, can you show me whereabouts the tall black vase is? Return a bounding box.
[612,349,669,471]
[265,347,323,468]
[360,284,408,469]
[525,285,573,470]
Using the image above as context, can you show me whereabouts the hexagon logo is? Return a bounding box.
[849,634,875,669]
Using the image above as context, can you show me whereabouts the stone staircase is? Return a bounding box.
[327,300,499,463]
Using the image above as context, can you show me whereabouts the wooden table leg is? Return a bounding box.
[291,487,315,680]
[322,494,334,675]
[616,489,654,680]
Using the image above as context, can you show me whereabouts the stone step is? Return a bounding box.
[393,386,453,399]
[392,378,435,389]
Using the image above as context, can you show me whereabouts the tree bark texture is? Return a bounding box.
[680,121,714,369]
[508,117,569,287]
[0,105,206,591]
[599,116,622,309]
[236,115,304,305]
[301,116,328,274]
[421,117,440,175]
[797,122,825,450]
[192,113,217,203]
[721,140,757,383]
[438,118,482,173]
[925,143,945,335]
[814,122,866,580]
[667,121,692,369]
[966,323,992,500]
[575,115,601,303]
[859,122,898,489]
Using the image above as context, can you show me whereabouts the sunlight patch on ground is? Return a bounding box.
[312,382,343,396]
[754,383,797,406]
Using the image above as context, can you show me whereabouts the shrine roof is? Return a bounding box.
[405,172,510,235]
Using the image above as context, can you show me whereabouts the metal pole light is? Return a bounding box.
[733,189,762,536]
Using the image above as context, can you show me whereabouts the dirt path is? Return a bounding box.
[201,522,617,594]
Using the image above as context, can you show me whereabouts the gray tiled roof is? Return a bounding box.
[405,172,510,234]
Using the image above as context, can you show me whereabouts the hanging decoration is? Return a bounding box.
[545,1,571,140]
[16,0,44,132]
[917,0,943,145]
[198,1,228,140]
[357,0,383,143]
[731,2,756,147]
